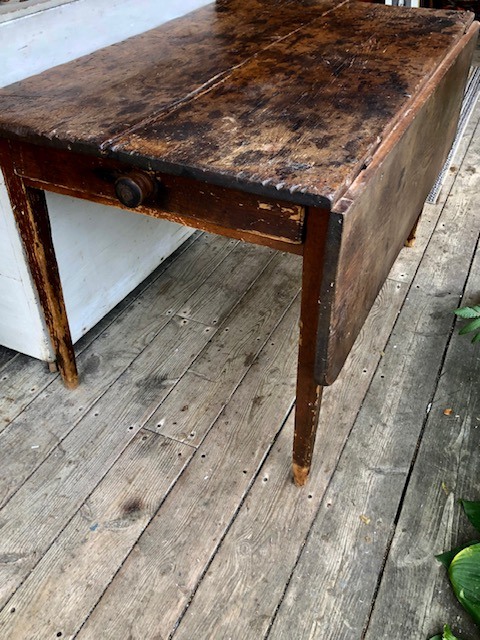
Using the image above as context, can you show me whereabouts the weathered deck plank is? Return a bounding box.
[0,316,213,610]
[0,430,192,640]
[176,241,273,326]
[146,251,301,446]
[171,277,407,640]
[0,346,16,373]
[76,300,300,639]
[365,117,480,640]
[0,234,233,506]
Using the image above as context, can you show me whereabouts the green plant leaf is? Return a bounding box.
[454,305,480,319]
[443,623,461,639]
[429,624,462,639]
[461,501,480,533]
[442,624,460,640]
[459,318,480,336]
[449,543,480,625]
[436,540,479,569]
[472,333,480,344]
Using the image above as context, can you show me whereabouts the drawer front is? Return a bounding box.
[12,142,305,246]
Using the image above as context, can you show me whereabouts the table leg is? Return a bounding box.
[293,207,329,487]
[405,210,422,248]
[1,145,78,389]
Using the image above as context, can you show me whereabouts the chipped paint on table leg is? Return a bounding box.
[0,140,78,389]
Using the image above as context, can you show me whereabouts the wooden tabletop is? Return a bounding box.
[0,0,474,207]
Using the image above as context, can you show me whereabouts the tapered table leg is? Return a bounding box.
[0,142,78,389]
[293,207,329,487]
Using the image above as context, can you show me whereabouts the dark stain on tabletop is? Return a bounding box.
[0,0,474,205]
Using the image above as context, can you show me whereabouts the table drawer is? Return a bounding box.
[12,142,305,247]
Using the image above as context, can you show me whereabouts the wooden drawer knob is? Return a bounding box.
[114,171,157,208]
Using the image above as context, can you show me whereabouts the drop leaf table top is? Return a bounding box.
[0,0,477,484]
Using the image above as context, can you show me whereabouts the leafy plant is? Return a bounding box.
[429,500,480,639]
[431,623,461,639]
[454,306,480,343]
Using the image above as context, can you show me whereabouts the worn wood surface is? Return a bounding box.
[316,24,478,384]
[172,277,407,640]
[0,142,78,388]
[0,1,473,207]
[14,141,305,247]
[0,315,214,610]
[0,0,476,479]
[0,234,231,505]
[147,251,302,446]
[293,207,329,485]
[77,300,301,639]
[0,7,478,634]
[0,430,192,640]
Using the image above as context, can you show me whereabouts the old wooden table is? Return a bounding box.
[0,0,477,485]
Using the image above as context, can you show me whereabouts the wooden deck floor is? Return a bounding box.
[0,90,479,640]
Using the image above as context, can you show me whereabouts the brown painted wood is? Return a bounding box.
[0,140,78,389]
[14,142,304,250]
[293,207,329,486]
[314,22,479,386]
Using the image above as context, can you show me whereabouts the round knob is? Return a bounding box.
[114,172,157,208]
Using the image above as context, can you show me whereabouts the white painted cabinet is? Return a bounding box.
[0,0,211,361]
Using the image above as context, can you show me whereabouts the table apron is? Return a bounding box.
[9,141,305,254]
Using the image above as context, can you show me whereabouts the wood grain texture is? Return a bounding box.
[76,301,301,640]
[14,142,306,247]
[0,0,343,151]
[175,242,274,325]
[0,2,473,207]
[0,235,232,506]
[0,430,192,640]
[171,278,407,640]
[146,251,302,446]
[111,3,474,207]
[417,247,480,640]
[268,123,480,639]
[315,23,478,385]
[0,315,212,610]
[365,117,480,640]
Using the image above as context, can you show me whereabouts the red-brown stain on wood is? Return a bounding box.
[0,1,474,208]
